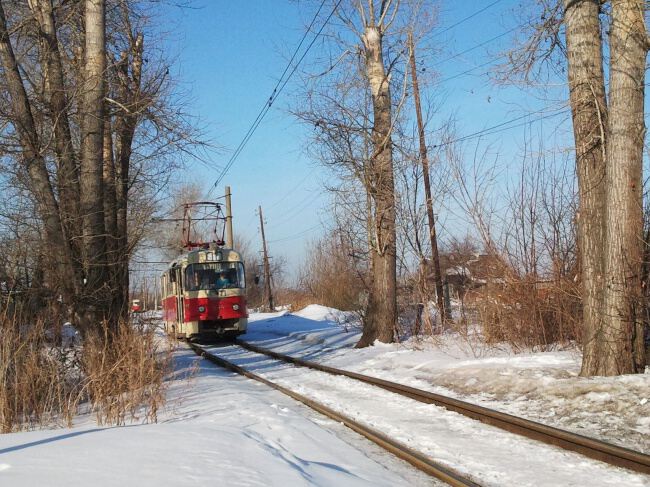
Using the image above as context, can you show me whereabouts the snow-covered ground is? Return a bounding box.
[0,304,648,486]
[247,305,650,454]
[0,343,434,486]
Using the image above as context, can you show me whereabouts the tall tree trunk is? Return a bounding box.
[356,23,397,347]
[79,0,108,327]
[103,115,120,318]
[114,33,143,320]
[0,1,79,306]
[601,0,647,375]
[563,0,608,376]
[28,0,82,239]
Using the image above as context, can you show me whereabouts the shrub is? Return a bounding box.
[0,305,170,432]
[472,277,581,351]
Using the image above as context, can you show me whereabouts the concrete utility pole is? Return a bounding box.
[225,186,234,248]
[258,205,274,312]
[408,32,448,325]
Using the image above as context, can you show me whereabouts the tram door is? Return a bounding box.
[174,266,184,328]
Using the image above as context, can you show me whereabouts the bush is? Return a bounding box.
[298,234,367,311]
[472,277,581,351]
[0,305,170,432]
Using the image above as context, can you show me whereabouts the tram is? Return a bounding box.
[161,245,247,340]
[160,193,248,340]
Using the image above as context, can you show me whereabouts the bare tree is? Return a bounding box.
[296,0,438,346]
[502,0,648,374]
[563,0,609,375]
[0,0,205,330]
[353,0,399,346]
[600,0,647,374]
[79,0,108,325]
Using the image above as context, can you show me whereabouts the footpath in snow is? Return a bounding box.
[0,310,432,487]
[0,304,648,486]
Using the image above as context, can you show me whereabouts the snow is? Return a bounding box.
[1,306,648,486]
[0,348,432,486]
[245,310,650,455]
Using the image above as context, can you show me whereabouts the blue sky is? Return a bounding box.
[156,0,571,280]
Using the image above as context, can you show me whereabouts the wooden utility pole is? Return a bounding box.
[408,32,448,325]
[258,205,274,312]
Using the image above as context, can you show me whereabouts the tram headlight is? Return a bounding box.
[198,306,206,313]
[232,304,240,311]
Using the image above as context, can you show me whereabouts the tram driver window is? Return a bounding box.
[184,263,244,291]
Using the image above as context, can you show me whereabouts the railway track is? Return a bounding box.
[233,339,650,477]
[188,340,650,486]
[188,341,481,487]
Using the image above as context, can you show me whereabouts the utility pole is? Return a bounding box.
[225,186,234,248]
[153,277,158,311]
[408,32,448,325]
[142,275,148,311]
[258,205,274,312]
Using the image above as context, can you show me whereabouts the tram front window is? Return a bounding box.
[185,263,245,291]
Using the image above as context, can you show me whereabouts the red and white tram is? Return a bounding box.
[161,245,248,340]
[160,194,247,341]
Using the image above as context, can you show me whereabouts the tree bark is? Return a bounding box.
[114,33,143,320]
[563,0,608,376]
[601,0,647,375]
[356,21,397,347]
[79,0,108,326]
[103,114,121,318]
[28,0,82,242]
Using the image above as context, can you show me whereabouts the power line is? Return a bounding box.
[433,0,504,39]
[267,222,326,244]
[435,57,499,85]
[431,107,569,150]
[266,167,319,211]
[216,1,512,222]
[429,24,520,69]
[207,0,342,197]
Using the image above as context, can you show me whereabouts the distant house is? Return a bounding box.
[426,253,511,301]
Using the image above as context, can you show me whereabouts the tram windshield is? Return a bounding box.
[185,262,245,291]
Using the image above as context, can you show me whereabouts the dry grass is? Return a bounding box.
[81,318,170,426]
[0,304,170,433]
[275,288,314,312]
[0,306,77,432]
[472,278,581,351]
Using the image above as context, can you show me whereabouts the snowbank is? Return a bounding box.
[242,308,650,454]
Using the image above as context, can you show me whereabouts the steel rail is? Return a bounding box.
[188,342,482,487]
[236,339,650,476]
